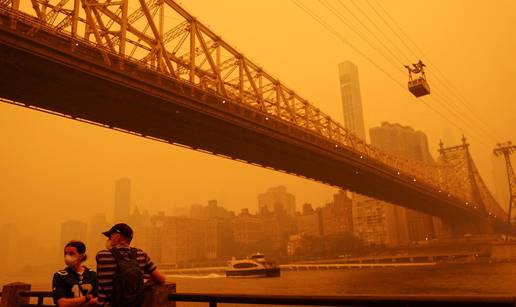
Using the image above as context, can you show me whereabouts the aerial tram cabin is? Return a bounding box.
[405,60,430,97]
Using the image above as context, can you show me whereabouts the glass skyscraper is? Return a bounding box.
[338,61,366,141]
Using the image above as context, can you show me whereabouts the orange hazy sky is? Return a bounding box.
[1,0,515,245]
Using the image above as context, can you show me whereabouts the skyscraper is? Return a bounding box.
[205,218,235,260]
[320,190,354,236]
[370,122,434,164]
[352,194,409,247]
[232,209,264,245]
[369,122,436,242]
[190,200,233,220]
[295,203,321,237]
[114,178,131,223]
[338,61,366,141]
[258,186,296,216]
[158,216,206,264]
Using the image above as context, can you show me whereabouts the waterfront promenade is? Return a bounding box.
[3,244,516,305]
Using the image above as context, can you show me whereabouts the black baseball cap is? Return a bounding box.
[102,223,133,240]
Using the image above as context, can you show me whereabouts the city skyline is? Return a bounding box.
[0,182,359,271]
[1,0,515,281]
[2,2,514,231]
[0,178,339,251]
[1,2,516,301]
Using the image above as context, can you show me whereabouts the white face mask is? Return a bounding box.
[105,239,112,250]
[64,254,81,268]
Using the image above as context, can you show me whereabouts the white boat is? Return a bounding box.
[225,253,281,278]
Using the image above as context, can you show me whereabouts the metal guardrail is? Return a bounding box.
[3,289,516,307]
[168,292,516,307]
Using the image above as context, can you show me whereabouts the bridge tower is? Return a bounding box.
[439,137,485,211]
[438,136,492,234]
[493,141,516,241]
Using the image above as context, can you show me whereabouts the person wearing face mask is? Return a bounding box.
[52,240,99,306]
[96,223,166,306]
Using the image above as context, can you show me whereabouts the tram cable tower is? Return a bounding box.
[493,141,516,242]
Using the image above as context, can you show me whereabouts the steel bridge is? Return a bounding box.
[0,0,506,231]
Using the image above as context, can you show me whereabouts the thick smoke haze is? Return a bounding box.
[1,0,515,270]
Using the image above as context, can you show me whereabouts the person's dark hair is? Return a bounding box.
[64,240,87,262]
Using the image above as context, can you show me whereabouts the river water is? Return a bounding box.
[170,263,516,296]
[3,263,516,306]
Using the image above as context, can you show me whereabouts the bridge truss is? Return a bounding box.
[0,0,507,225]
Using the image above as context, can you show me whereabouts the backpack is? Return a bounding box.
[110,247,145,307]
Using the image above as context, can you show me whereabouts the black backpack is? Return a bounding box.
[110,247,144,307]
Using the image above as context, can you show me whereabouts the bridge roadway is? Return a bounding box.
[0,7,503,230]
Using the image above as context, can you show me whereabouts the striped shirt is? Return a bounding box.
[96,245,157,305]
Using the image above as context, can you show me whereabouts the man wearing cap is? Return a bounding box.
[96,223,166,306]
